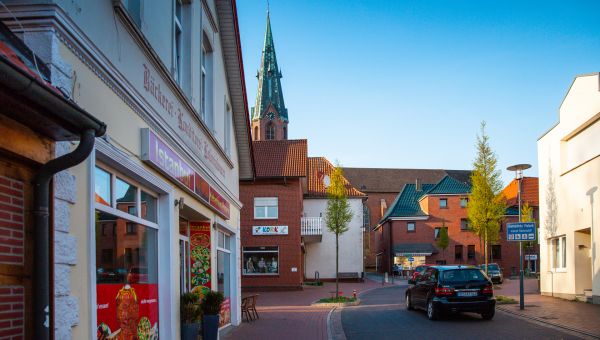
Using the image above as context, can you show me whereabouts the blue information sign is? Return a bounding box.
[506,222,536,241]
[408,257,414,262]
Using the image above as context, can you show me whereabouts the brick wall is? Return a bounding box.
[0,285,24,340]
[240,178,303,289]
[0,176,24,266]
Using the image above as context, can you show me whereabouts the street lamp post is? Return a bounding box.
[507,163,531,311]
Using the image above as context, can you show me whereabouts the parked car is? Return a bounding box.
[410,264,433,282]
[406,265,496,320]
[127,266,149,284]
[479,263,503,284]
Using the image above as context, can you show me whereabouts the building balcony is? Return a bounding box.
[301,217,323,243]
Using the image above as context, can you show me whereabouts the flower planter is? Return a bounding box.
[202,314,220,340]
[181,323,201,340]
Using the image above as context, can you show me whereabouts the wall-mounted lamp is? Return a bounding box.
[174,197,184,211]
[578,244,589,250]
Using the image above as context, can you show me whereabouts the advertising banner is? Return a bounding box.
[252,225,289,235]
[219,298,231,328]
[96,283,158,339]
[189,221,212,297]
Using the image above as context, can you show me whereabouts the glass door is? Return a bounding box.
[179,217,191,293]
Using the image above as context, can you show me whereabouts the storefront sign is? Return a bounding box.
[96,283,158,339]
[141,128,231,219]
[142,63,227,178]
[252,225,289,235]
[209,189,230,219]
[189,221,211,295]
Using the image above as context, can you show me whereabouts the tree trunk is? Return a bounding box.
[335,233,339,299]
[484,229,488,276]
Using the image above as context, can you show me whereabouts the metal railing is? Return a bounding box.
[301,217,323,235]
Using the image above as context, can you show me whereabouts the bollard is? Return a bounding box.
[353,289,357,299]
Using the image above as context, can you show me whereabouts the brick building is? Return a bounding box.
[343,168,470,271]
[240,140,307,290]
[374,174,540,277]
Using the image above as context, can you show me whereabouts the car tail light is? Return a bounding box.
[482,284,493,295]
[435,286,454,296]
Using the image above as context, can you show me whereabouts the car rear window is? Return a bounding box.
[482,264,499,271]
[440,269,486,283]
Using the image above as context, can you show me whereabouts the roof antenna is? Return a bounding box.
[267,0,270,13]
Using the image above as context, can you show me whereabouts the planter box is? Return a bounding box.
[311,298,361,307]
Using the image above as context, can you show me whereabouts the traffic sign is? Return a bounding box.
[506,222,536,242]
[408,257,414,262]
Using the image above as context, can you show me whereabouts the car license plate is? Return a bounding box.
[457,291,477,297]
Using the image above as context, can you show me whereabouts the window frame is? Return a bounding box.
[551,236,567,271]
[265,122,275,140]
[254,197,278,220]
[439,198,448,209]
[460,218,470,231]
[455,245,463,260]
[491,244,502,260]
[407,222,416,233]
[467,245,476,259]
[174,0,183,84]
[460,197,468,208]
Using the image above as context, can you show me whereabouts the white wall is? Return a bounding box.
[303,199,364,279]
[538,73,600,303]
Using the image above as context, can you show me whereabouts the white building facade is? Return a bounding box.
[1,0,253,338]
[302,157,365,281]
[538,73,600,304]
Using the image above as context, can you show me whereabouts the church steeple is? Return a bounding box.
[251,10,289,141]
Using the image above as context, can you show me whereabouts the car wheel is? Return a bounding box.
[481,309,495,320]
[406,293,414,310]
[427,299,438,320]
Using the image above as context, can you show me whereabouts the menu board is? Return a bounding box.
[189,221,212,298]
[96,283,158,339]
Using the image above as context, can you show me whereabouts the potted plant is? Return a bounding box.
[181,292,202,340]
[200,290,224,340]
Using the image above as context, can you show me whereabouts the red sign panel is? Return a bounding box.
[189,222,212,298]
[209,188,230,219]
[96,283,158,339]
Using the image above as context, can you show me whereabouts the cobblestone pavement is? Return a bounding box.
[222,279,383,340]
[496,278,600,338]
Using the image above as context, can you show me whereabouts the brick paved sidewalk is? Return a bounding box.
[496,278,600,338]
[222,279,383,340]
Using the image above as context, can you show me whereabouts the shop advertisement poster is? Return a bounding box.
[96,283,158,339]
[190,221,212,297]
[219,298,231,327]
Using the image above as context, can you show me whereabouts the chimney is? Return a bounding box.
[416,178,422,191]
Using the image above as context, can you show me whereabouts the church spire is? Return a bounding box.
[251,9,288,123]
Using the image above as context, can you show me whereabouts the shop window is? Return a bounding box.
[460,197,468,208]
[551,236,566,269]
[467,245,475,259]
[217,230,232,326]
[141,191,157,223]
[94,166,160,338]
[254,197,278,219]
[455,245,463,260]
[491,245,502,260]
[95,167,112,206]
[460,219,470,231]
[407,222,415,233]
[440,198,448,209]
[243,246,278,275]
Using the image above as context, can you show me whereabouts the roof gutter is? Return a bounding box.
[0,56,106,340]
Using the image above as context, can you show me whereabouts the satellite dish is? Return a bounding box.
[323,175,331,188]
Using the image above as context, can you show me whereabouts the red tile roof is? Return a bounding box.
[501,177,539,207]
[307,157,366,198]
[253,139,307,178]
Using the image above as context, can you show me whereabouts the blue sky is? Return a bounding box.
[236,0,600,185]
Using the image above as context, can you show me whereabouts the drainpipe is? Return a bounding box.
[33,129,97,339]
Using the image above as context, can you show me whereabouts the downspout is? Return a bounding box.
[33,129,97,339]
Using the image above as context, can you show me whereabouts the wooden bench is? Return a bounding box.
[337,272,359,279]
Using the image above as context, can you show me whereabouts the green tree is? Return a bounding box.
[467,122,506,275]
[325,165,353,298]
[436,226,449,262]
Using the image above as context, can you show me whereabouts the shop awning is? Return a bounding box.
[394,243,438,257]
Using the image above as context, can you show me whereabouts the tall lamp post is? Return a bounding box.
[507,163,531,311]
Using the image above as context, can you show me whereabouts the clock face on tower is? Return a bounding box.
[266,112,275,120]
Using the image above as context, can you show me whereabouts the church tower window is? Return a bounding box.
[266,123,275,140]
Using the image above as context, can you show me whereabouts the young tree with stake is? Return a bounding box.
[325,165,353,299]
[468,122,506,275]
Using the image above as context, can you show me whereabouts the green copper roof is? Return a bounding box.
[425,175,471,195]
[381,183,435,221]
[251,11,288,122]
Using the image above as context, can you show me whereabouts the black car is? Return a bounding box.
[406,265,496,320]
